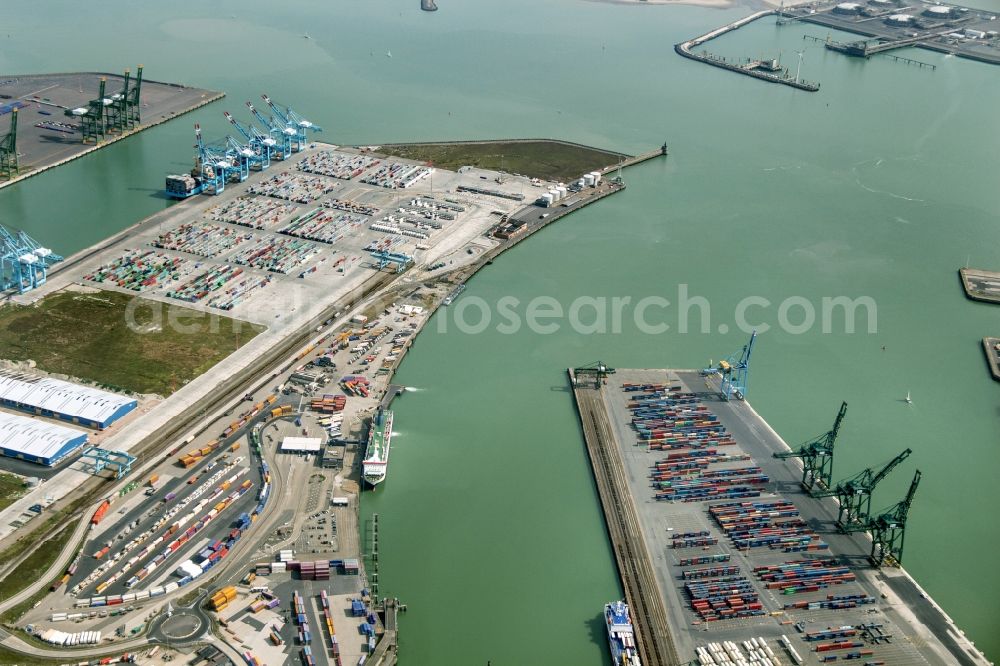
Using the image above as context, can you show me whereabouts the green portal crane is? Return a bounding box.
[574,361,616,389]
[126,65,143,128]
[816,448,912,532]
[80,77,109,144]
[869,469,921,567]
[0,108,17,179]
[774,401,846,494]
[105,68,130,134]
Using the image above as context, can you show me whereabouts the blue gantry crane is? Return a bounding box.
[0,224,63,294]
[247,101,295,159]
[370,250,413,273]
[225,136,253,182]
[225,111,276,169]
[262,94,321,151]
[80,446,136,479]
[194,124,235,195]
[703,330,757,401]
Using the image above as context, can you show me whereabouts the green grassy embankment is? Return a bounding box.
[376,139,627,182]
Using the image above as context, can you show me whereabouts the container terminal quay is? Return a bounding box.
[569,350,991,666]
[0,107,664,664]
[0,70,224,188]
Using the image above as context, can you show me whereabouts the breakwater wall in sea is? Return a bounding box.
[675,11,821,92]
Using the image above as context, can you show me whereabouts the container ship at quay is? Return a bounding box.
[605,600,641,666]
[363,408,393,487]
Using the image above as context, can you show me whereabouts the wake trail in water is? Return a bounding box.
[851,168,926,204]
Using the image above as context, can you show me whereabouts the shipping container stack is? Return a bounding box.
[710,501,829,553]
[300,560,315,580]
[208,196,295,230]
[340,375,370,397]
[625,383,769,503]
[320,590,343,665]
[85,249,191,292]
[624,383,737,451]
[314,560,330,580]
[783,593,875,612]
[669,529,720,549]
[753,559,856,595]
[209,586,238,612]
[293,591,312,645]
[682,565,765,622]
[310,394,347,413]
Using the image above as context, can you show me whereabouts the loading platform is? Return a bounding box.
[569,368,679,666]
[959,267,1000,304]
[569,367,989,666]
[0,72,223,189]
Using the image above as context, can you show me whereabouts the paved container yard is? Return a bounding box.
[959,267,1000,304]
[0,72,223,187]
[0,142,539,539]
[0,138,663,663]
[572,367,989,666]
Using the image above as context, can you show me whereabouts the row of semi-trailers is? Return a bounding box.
[66,455,273,610]
[177,393,285,468]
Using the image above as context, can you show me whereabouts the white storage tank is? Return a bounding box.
[833,2,861,13]
[583,174,596,186]
[556,186,568,198]
[886,13,913,24]
[923,5,952,17]
[591,171,602,184]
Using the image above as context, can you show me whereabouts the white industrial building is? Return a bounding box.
[280,436,322,453]
[0,370,137,430]
[0,411,88,466]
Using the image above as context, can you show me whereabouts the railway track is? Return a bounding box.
[573,378,679,666]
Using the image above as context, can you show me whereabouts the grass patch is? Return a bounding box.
[0,472,28,512]
[0,524,77,623]
[0,289,266,396]
[376,140,627,182]
[0,643,66,665]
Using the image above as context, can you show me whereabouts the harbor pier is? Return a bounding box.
[675,11,821,92]
[959,267,1000,304]
[569,368,679,666]
[570,366,989,666]
[982,338,1000,381]
[0,71,224,189]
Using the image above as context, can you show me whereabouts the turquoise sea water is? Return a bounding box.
[2,0,999,661]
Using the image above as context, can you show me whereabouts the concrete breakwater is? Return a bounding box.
[675,11,821,92]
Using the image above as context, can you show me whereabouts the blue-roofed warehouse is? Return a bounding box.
[0,411,89,466]
[0,370,137,430]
